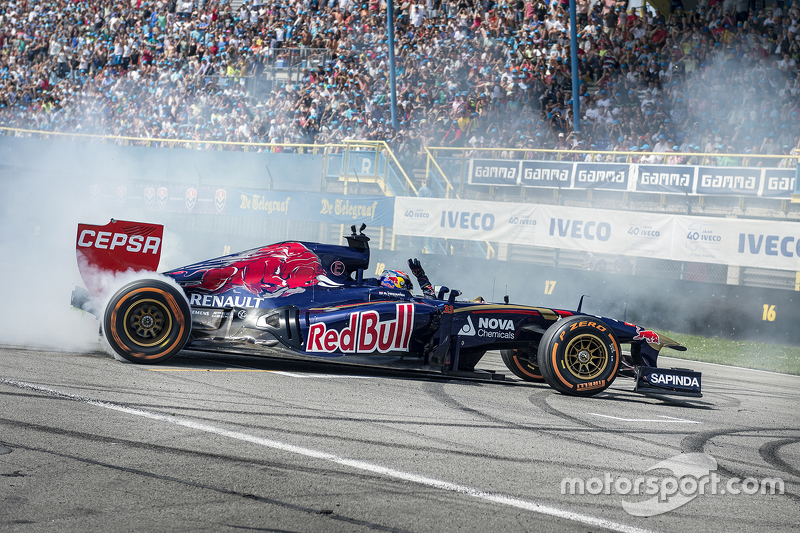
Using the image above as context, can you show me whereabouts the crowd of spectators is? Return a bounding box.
[2,0,800,169]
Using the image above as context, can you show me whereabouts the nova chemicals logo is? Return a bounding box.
[458,316,515,338]
[459,316,476,336]
[477,317,515,339]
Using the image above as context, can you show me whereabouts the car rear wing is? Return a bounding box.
[76,219,163,296]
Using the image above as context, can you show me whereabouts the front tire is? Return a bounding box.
[537,316,619,396]
[104,280,191,364]
[500,349,545,382]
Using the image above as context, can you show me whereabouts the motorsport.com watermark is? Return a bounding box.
[560,453,784,516]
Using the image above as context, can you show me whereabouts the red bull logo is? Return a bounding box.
[307,304,414,354]
[633,327,660,345]
[381,270,411,290]
[178,242,340,297]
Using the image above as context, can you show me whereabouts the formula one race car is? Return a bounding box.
[71,219,702,398]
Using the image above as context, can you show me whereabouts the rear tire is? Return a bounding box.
[537,316,619,396]
[103,280,191,364]
[500,349,545,382]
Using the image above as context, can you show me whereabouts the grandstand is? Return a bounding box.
[2,0,800,337]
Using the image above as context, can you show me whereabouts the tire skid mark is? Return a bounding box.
[682,429,800,502]
[422,382,694,472]
[0,439,413,533]
[528,390,704,459]
[421,381,530,429]
[0,378,664,479]
[0,378,662,533]
[0,415,532,467]
[0,417,391,482]
[760,438,800,479]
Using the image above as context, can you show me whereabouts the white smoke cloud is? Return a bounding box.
[0,140,201,354]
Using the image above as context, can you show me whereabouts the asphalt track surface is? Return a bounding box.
[1,346,798,533]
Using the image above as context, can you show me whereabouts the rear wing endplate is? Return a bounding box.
[76,219,163,296]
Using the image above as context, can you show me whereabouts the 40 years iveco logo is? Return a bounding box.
[459,316,515,339]
[404,208,429,218]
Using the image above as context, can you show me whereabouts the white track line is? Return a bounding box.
[0,378,659,533]
[590,413,700,424]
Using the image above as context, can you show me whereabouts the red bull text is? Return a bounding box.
[307,304,415,354]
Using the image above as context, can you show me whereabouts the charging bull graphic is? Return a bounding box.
[633,326,660,345]
[169,242,342,298]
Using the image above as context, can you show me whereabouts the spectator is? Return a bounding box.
[0,0,797,170]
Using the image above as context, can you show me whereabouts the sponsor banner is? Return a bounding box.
[313,194,394,226]
[229,189,394,226]
[536,204,674,259]
[674,215,800,271]
[468,159,521,186]
[573,163,630,191]
[635,165,695,194]
[463,157,795,199]
[695,166,761,197]
[621,214,676,260]
[762,168,796,199]
[519,161,573,189]
[131,184,227,214]
[394,197,800,270]
[672,216,730,265]
[395,197,539,245]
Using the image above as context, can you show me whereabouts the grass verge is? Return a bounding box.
[656,331,800,376]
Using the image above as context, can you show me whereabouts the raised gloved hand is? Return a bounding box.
[407,258,434,296]
[408,258,426,278]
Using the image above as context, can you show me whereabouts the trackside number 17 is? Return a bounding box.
[544,280,557,295]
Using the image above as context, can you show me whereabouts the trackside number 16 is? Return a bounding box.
[762,304,776,322]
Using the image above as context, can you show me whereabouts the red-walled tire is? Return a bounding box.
[103,280,191,364]
[537,316,620,396]
[500,349,545,382]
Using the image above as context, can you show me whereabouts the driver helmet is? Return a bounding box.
[380,269,413,291]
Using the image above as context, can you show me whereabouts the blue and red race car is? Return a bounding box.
[71,219,701,398]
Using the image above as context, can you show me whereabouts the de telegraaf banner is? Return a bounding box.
[393,197,800,271]
[229,190,394,226]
